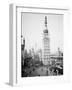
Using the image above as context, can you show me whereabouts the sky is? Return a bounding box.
[22,13,63,53]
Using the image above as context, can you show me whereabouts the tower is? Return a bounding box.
[21,35,25,51]
[21,35,25,65]
[42,16,50,65]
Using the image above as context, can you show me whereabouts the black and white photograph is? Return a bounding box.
[21,13,63,77]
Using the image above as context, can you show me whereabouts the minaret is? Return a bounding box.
[42,16,50,65]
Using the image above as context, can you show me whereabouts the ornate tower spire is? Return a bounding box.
[45,16,47,28]
[43,16,48,33]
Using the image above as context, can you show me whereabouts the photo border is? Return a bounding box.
[9,4,70,86]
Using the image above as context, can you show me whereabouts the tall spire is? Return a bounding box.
[45,16,47,28]
[43,16,50,65]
